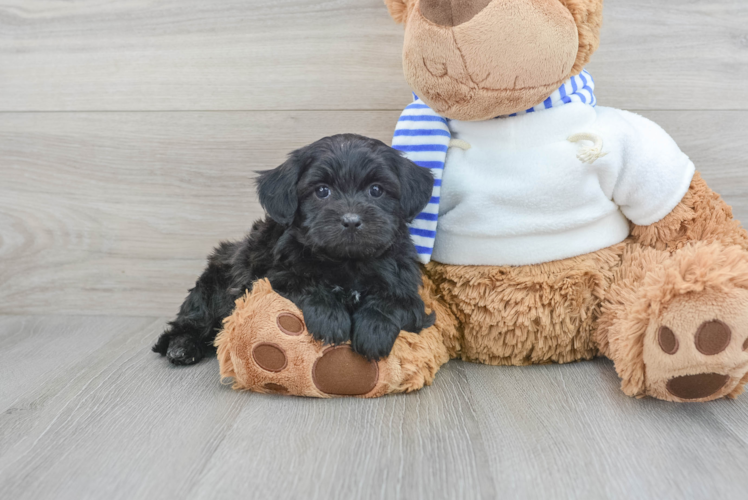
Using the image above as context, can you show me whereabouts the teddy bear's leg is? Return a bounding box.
[597,242,748,401]
[214,275,458,398]
[597,173,748,401]
[425,244,625,366]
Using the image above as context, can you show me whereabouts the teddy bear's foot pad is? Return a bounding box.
[252,343,288,372]
[644,291,748,402]
[657,320,743,400]
[666,373,730,400]
[312,346,379,396]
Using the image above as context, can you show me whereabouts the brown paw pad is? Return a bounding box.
[666,373,729,400]
[695,320,732,355]
[312,346,378,396]
[252,343,287,372]
[277,313,304,336]
[263,383,289,395]
[743,337,748,351]
[658,326,679,355]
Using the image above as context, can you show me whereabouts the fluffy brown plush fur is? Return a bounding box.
[426,244,621,366]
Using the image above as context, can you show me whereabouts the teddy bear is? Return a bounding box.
[215,0,748,402]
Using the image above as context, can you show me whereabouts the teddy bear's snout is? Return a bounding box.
[404,0,580,120]
[420,0,492,27]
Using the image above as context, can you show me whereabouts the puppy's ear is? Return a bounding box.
[389,150,434,222]
[256,148,309,225]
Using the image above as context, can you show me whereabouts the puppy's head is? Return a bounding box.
[257,134,433,259]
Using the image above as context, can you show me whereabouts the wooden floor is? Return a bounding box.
[2,1,748,499]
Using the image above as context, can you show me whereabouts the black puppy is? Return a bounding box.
[153,134,435,365]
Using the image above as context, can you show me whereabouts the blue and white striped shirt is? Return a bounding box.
[392,70,597,264]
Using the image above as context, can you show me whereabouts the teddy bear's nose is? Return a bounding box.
[420,0,492,27]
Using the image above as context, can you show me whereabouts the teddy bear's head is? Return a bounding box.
[384,0,603,121]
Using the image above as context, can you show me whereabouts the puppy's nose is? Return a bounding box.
[420,0,492,27]
[341,213,362,229]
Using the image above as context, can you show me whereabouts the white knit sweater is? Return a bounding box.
[430,103,695,266]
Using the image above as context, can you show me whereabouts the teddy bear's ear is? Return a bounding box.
[384,0,410,24]
[558,0,604,75]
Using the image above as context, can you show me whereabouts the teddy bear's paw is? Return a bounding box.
[643,289,748,402]
[215,280,398,398]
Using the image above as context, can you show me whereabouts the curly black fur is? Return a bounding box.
[153,134,435,365]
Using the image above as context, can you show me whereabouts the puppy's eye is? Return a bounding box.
[369,184,384,198]
[315,185,331,199]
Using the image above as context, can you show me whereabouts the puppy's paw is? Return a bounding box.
[302,304,351,345]
[422,311,437,331]
[351,309,400,360]
[164,334,204,366]
[403,310,437,334]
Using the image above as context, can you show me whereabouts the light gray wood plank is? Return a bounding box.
[0,315,157,409]
[0,0,411,112]
[3,316,748,500]
[0,315,495,500]
[589,0,748,110]
[187,362,495,500]
[0,315,246,500]
[2,110,747,316]
[1,0,746,112]
[464,358,748,500]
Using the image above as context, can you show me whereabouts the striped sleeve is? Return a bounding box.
[392,96,450,264]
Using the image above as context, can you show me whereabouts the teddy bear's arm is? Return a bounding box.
[630,171,748,252]
[605,108,748,251]
[598,108,695,228]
